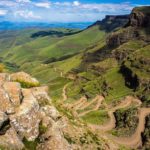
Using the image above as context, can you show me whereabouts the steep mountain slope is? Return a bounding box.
[69,6,150,103]
[44,6,150,149]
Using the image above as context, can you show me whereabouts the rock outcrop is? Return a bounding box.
[107,6,150,48]
[0,72,70,150]
[126,6,150,27]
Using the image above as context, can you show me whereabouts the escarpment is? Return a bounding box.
[0,72,70,150]
[107,6,150,48]
[88,14,129,32]
[127,6,150,27]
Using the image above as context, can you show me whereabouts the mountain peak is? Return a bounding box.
[126,6,150,27]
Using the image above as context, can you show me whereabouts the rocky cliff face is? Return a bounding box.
[0,72,70,150]
[88,14,129,32]
[126,6,150,27]
[107,6,150,48]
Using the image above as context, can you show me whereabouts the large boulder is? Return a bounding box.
[38,106,70,150]
[0,87,15,114]
[31,86,51,106]
[0,73,10,85]
[3,82,22,107]
[0,127,24,150]
[10,89,40,141]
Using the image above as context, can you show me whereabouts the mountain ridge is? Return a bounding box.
[87,14,129,32]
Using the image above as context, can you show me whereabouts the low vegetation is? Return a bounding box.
[111,107,138,137]
[14,79,40,88]
[142,115,150,149]
[0,64,5,73]
[82,110,109,125]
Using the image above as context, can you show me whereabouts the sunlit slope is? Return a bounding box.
[3,26,105,65]
[0,29,45,52]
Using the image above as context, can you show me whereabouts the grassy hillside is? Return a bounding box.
[2,26,105,65]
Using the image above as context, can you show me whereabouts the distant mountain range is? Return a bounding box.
[0,21,93,30]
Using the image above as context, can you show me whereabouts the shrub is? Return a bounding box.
[15,79,40,88]
[23,137,38,150]
[0,64,5,73]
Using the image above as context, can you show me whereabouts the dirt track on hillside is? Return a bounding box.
[79,96,104,117]
[62,84,68,101]
[88,96,141,131]
[61,84,150,148]
[109,108,150,148]
[88,96,150,148]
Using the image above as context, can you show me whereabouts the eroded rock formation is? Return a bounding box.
[0,72,70,150]
[107,6,150,48]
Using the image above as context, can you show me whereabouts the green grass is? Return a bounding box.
[67,81,83,100]
[82,110,109,125]
[23,138,38,150]
[15,79,40,88]
[48,77,70,101]
[3,26,105,65]
[104,67,133,104]
[92,58,118,70]
[0,26,106,102]
[0,64,5,73]
[134,6,150,14]
[135,45,150,58]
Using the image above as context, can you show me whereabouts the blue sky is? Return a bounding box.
[0,0,149,22]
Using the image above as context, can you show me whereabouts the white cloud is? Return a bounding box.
[0,9,8,15]
[34,2,51,8]
[0,0,139,22]
[14,10,41,19]
[16,0,31,3]
[54,2,71,6]
[0,0,17,7]
[73,1,80,6]
[77,3,133,13]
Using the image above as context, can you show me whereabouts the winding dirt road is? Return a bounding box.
[61,83,150,148]
[69,97,87,109]
[87,96,150,148]
[89,96,142,132]
[109,108,150,148]
[80,96,101,110]
[62,84,68,101]
[79,95,104,117]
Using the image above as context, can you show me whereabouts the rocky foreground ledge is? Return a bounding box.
[0,72,70,150]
